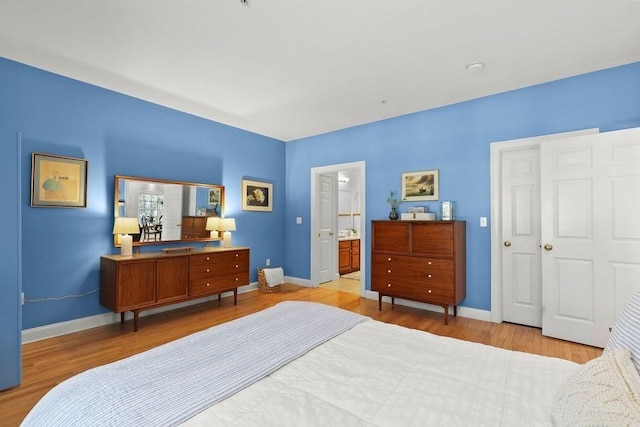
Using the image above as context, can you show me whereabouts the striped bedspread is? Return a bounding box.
[21,301,367,426]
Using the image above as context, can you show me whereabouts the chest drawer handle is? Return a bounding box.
[387,269,391,273]
[387,283,391,287]
[235,253,239,257]
[428,261,432,265]
[206,268,210,273]
[206,257,210,261]
[427,274,432,278]
[236,264,239,268]
[235,277,239,281]
[387,257,391,261]
[428,289,432,293]
[206,282,210,287]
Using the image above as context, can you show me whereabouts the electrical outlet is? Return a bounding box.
[296,216,302,224]
[21,292,25,305]
[480,217,488,227]
[266,258,271,266]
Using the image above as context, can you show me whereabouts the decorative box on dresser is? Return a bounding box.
[371,220,466,325]
[100,247,249,331]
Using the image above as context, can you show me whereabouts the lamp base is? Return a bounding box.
[223,231,232,248]
[120,234,133,256]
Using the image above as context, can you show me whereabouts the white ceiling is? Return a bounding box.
[1,1,639,141]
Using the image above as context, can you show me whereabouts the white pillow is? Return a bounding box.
[606,289,640,373]
[551,348,640,426]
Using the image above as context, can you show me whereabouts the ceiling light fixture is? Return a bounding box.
[465,61,485,72]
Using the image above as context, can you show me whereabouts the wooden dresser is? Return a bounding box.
[371,220,466,324]
[100,247,249,331]
[338,238,360,275]
[181,216,209,240]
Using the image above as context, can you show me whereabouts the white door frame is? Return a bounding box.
[490,129,599,323]
[310,161,366,294]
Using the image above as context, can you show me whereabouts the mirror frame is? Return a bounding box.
[114,175,225,247]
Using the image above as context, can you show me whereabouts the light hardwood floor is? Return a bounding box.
[0,284,602,426]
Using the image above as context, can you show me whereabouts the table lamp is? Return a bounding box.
[113,217,140,256]
[205,217,220,238]
[218,218,236,248]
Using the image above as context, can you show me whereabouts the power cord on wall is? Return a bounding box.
[23,288,99,304]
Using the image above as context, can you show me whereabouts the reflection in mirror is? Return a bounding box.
[114,175,225,247]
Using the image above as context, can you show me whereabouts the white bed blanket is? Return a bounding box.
[182,319,579,426]
[21,302,366,427]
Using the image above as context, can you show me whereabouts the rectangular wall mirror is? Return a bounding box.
[114,175,225,247]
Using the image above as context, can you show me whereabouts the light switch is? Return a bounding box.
[480,217,488,227]
[296,216,302,224]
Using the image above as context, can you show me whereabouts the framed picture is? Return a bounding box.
[31,152,88,208]
[242,179,273,212]
[209,188,221,205]
[401,169,439,201]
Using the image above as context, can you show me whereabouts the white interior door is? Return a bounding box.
[318,173,336,284]
[161,184,183,241]
[501,147,542,327]
[540,128,640,347]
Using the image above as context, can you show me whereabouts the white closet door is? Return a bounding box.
[540,128,640,347]
[501,147,542,327]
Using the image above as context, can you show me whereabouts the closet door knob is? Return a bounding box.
[504,240,511,247]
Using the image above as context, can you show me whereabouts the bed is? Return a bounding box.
[21,299,640,426]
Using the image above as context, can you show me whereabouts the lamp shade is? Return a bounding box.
[113,217,140,235]
[218,218,236,232]
[205,217,220,231]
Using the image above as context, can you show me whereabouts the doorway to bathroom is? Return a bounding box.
[310,161,365,296]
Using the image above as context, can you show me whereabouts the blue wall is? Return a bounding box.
[284,62,640,311]
[0,57,286,335]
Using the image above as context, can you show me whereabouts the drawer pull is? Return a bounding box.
[206,282,210,287]
[428,289,432,293]
[235,253,239,257]
[428,261,432,265]
[387,283,391,287]
[387,257,391,261]
[387,269,391,273]
[206,269,210,273]
[235,277,239,281]
[206,257,210,261]
[235,264,239,268]
[427,274,432,278]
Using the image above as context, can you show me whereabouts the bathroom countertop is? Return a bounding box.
[338,236,359,241]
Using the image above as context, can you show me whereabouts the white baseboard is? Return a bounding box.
[285,276,312,287]
[22,283,258,344]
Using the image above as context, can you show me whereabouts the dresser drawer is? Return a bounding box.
[189,272,249,297]
[373,260,454,286]
[190,253,223,266]
[372,277,454,302]
[222,250,249,263]
[216,259,249,275]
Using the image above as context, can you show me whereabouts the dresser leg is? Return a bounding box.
[133,311,139,332]
[378,294,382,311]
[454,305,457,317]
[218,294,222,305]
[233,289,238,305]
[391,297,395,308]
[120,312,125,325]
[443,305,449,326]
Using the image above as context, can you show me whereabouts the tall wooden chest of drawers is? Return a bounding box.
[371,220,466,324]
[100,247,249,331]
